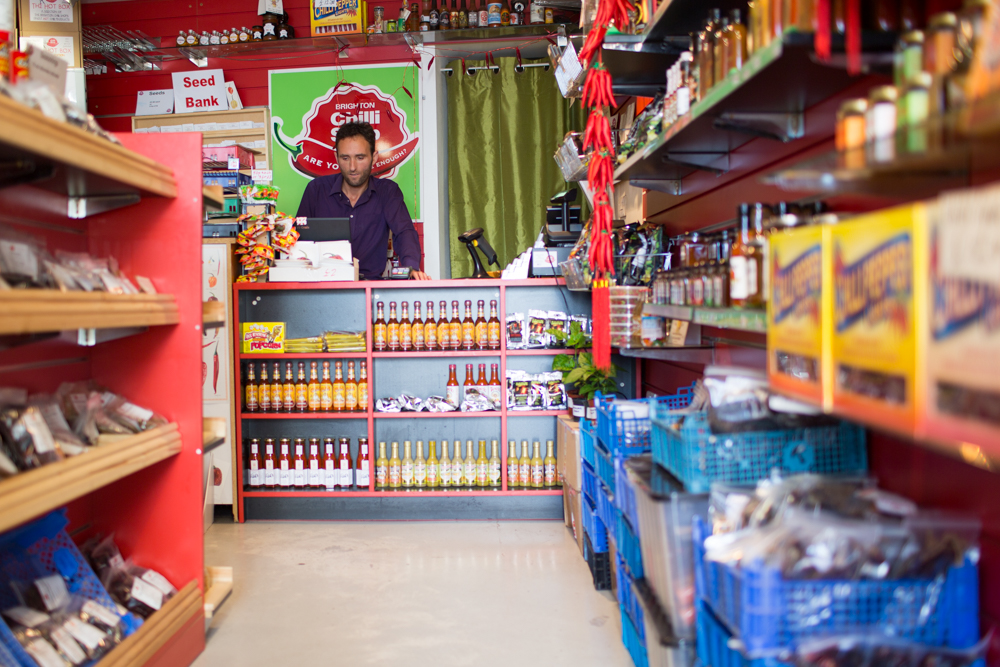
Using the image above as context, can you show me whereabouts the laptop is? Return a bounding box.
[296,217,352,243]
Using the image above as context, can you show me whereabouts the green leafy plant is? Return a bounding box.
[548,322,619,401]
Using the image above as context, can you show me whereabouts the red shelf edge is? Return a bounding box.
[371,350,502,358]
[240,412,369,419]
[240,352,367,359]
[235,278,565,291]
[373,411,502,419]
[242,489,563,497]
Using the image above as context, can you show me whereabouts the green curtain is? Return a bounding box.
[447,58,587,278]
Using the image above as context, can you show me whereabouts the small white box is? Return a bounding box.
[268,258,359,283]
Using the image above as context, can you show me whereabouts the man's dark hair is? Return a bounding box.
[335,122,377,155]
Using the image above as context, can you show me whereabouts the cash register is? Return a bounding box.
[531,188,582,277]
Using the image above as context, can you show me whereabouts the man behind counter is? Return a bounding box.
[296,121,430,280]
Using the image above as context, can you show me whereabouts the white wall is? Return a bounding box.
[418,51,452,279]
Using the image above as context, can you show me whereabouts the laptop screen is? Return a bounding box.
[296,218,351,243]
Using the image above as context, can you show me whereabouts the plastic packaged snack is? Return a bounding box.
[375,397,402,412]
[0,404,62,469]
[423,396,456,412]
[507,370,532,410]
[101,393,167,433]
[0,225,48,288]
[543,372,567,410]
[102,561,176,619]
[82,535,126,586]
[28,395,87,456]
[526,310,549,348]
[544,311,568,346]
[461,389,495,412]
[506,313,525,349]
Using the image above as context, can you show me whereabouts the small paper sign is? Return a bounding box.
[135,89,174,116]
[228,157,240,169]
[252,169,273,183]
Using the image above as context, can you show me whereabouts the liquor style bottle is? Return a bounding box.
[412,302,425,351]
[727,9,747,72]
[510,0,522,24]
[324,438,337,490]
[452,439,465,486]
[488,364,503,407]
[282,362,295,412]
[245,363,258,412]
[477,364,488,399]
[295,362,309,412]
[474,300,488,349]
[387,301,401,351]
[463,363,476,403]
[439,439,452,488]
[358,361,369,410]
[263,439,276,488]
[278,439,292,487]
[461,300,475,350]
[400,302,413,352]
[309,438,323,488]
[479,0,489,27]
[429,0,439,28]
[487,300,501,349]
[713,15,730,84]
[333,361,346,411]
[401,440,414,489]
[530,441,544,488]
[308,361,321,412]
[293,439,307,487]
[345,362,359,411]
[519,440,531,491]
[374,301,388,351]
[437,300,450,351]
[446,364,461,407]
[468,0,480,26]
[507,440,519,488]
[450,0,460,28]
[464,440,477,490]
[357,438,370,488]
[339,438,354,489]
[439,0,451,28]
[248,439,261,487]
[500,0,511,25]
[449,300,462,350]
[729,203,761,309]
[414,441,427,488]
[544,440,558,487]
[476,440,488,487]
[376,441,389,490]
[427,440,440,488]
[271,362,283,412]
[320,361,334,411]
[259,364,271,412]
[488,440,501,488]
[425,301,439,350]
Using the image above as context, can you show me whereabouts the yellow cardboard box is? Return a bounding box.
[768,224,830,408]
[829,203,928,434]
[241,322,285,353]
[310,0,366,36]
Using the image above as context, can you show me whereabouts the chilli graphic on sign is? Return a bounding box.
[273,83,419,180]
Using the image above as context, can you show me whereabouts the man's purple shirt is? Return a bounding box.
[296,174,421,279]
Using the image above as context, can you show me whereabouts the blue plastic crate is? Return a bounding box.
[582,495,609,553]
[652,411,868,493]
[616,552,645,647]
[697,600,788,667]
[596,385,695,455]
[615,511,644,579]
[692,516,980,657]
[615,455,640,538]
[580,419,597,469]
[622,604,650,667]
[596,480,616,536]
[582,461,599,507]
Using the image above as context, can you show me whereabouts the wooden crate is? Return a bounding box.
[132,106,272,169]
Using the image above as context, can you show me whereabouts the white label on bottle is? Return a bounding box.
[279,469,291,486]
[439,461,451,485]
[249,469,260,486]
[544,463,556,484]
[294,469,306,486]
[131,577,163,611]
[446,386,460,408]
[341,467,353,487]
[414,462,426,484]
[264,469,276,486]
[308,468,321,486]
[489,461,501,485]
[63,617,106,651]
[747,255,759,296]
[465,462,476,483]
[676,87,690,116]
[572,403,585,418]
[586,406,597,421]
[520,463,530,482]
[141,570,175,596]
[531,463,543,486]
[82,601,121,628]
[356,463,369,487]
[3,606,49,628]
[26,639,66,667]
[117,400,154,424]
[488,386,502,408]
[35,574,70,611]
[729,255,749,299]
[325,462,337,489]
[400,461,413,485]
[51,625,87,664]
[508,461,519,485]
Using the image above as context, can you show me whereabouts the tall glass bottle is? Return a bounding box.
[439,439,452,488]
[507,440,519,488]
[461,300,475,350]
[487,300,501,350]
[293,439,307,487]
[478,0,489,28]
[332,360,346,411]
[438,300,450,351]
[519,440,531,491]
[544,440,558,487]
[449,300,462,350]
[430,0,440,28]
[259,364,271,412]
[412,302,425,351]
[698,18,715,97]
[307,361,321,412]
[439,0,451,28]
[282,362,295,412]
[400,440,414,489]
[488,440,501,489]
[427,440,440,488]
[278,439,292,487]
[387,301,401,351]
[750,202,769,308]
[458,0,469,27]
[356,438,370,490]
[309,438,322,488]
[248,439,261,487]
[530,441,544,488]
[476,439,489,487]
[474,300,488,349]
[324,439,337,490]
[453,439,465,487]
[477,364,488,398]
[425,301,439,350]
[295,362,309,412]
[727,9,748,72]
[263,439,276,488]
[358,361,369,410]
[464,440,477,490]
[388,441,402,489]
[488,363,503,408]
[729,203,760,309]
[271,362,283,413]
[500,0,511,25]
[374,301,388,351]
[245,363,258,412]
[446,364,460,407]
[320,361,333,411]
[376,441,389,490]
[414,440,427,488]
[338,438,353,489]
[400,302,413,352]
[714,15,731,83]
[464,363,475,403]
[345,361,359,411]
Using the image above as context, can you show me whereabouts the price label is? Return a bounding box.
[252,169,273,184]
[227,157,240,170]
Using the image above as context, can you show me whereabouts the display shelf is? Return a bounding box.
[239,352,367,359]
[372,350,501,357]
[373,411,500,419]
[0,292,179,335]
[643,303,767,333]
[641,0,746,45]
[242,489,563,497]
[510,410,571,417]
[97,581,202,667]
[241,411,367,419]
[236,277,565,291]
[616,345,717,364]
[202,300,225,329]
[0,424,181,536]
[506,348,582,356]
[0,96,176,200]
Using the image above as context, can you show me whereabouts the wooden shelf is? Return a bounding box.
[0,95,176,199]
[643,303,767,333]
[0,292,178,335]
[202,185,224,212]
[202,300,225,329]
[97,580,202,667]
[0,424,181,535]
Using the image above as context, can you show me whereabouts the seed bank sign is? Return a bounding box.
[270,64,421,219]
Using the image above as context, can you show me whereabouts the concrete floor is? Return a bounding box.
[195,520,631,667]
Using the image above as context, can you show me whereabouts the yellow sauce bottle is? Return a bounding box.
[530,441,544,488]
[488,440,501,489]
[476,439,489,487]
[439,439,452,488]
[401,440,414,488]
[507,440,520,489]
[426,440,439,488]
[414,440,426,488]
[373,301,388,351]
[345,361,358,411]
[388,441,401,489]
[320,360,333,411]
[294,362,308,412]
[358,361,369,410]
[332,360,346,411]
[463,440,477,490]
[282,363,295,412]
[376,441,389,490]
[387,301,400,351]
[544,439,558,487]
[519,440,531,491]
[425,301,439,350]
[307,361,321,412]
[452,439,465,487]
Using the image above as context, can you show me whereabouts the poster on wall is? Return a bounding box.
[269,64,421,221]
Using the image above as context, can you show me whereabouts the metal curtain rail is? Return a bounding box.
[441,63,551,74]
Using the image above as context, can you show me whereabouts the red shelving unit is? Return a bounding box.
[0,117,205,667]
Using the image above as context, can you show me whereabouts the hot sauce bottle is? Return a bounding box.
[530,441,544,488]
[446,364,460,407]
[427,440,440,488]
[461,300,476,350]
[356,438,370,489]
[729,203,760,309]
[451,439,464,486]
[476,439,488,487]
[519,440,531,491]
[338,438,353,489]
[412,302,425,351]
[358,361,369,410]
[271,362,283,412]
[259,364,271,412]
[320,361,334,411]
[308,438,323,488]
[401,440,414,489]
[439,439,452,488]
[488,440,501,488]
[400,302,413,352]
[373,301,388,351]
[463,440,477,490]
[488,363,503,407]
[507,440,519,488]
[282,363,295,412]
[248,439,261,487]
[388,441,402,489]
[278,438,292,487]
[295,362,309,412]
[437,300,450,351]
[477,363,488,398]
[293,439,307,487]
[414,440,427,488]
[263,439,276,488]
[463,363,475,403]
[449,300,462,350]
[425,301,439,350]
[324,438,337,490]
[307,361,321,412]
[487,300,501,350]
[475,299,488,349]
[387,301,400,351]
[544,440,557,487]
[376,441,389,490]
[245,363,259,412]
[332,361,346,411]
[345,361,359,411]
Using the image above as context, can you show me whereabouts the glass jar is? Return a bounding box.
[924,12,958,75]
[866,85,898,163]
[373,6,386,32]
[836,99,867,169]
[277,19,291,39]
[895,30,924,88]
[902,72,931,153]
[251,25,264,41]
[262,12,280,40]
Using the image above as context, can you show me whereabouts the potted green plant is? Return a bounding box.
[548,321,619,421]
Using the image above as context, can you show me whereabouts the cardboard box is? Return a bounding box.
[268,258,359,283]
[556,415,581,491]
[310,0,366,36]
[829,203,928,434]
[241,322,285,353]
[562,484,584,558]
[768,224,831,408]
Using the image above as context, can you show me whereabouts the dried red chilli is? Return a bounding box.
[578,25,606,65]
[583,110,612,152]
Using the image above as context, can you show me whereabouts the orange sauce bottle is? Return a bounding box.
[461,300,476,350]
[487,300,501,350]
[400,301,413,352]
[332,360,346,411]
[424,300,438,350]
[323,438,337,490]
[356,438,370,489]
[373,301,388,351]
[387,301,400,352]
[449,300,462,350]
[358,361,369,410]
[245,363,258,412]
[263,438,276,488]
[308,438,322,488]
[320,360,333,411]
[293,438,307,487]
[345,361,359,411]
[278,438,292,487]
[307,361,321,412]
[488,363,502,407]
[270,362,282,413]
[294,362,308,412]
[259,364,271,412]
[248,438,261,487]
[446,363,460,407]
[474,299,488,349]
[412,302,425,351]
[463,363,475,402]
[282,362,295,412]
[338,438,354,489]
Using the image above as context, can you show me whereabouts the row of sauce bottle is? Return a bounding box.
[244,360,368,412]
[374,299,502,352]
[248,437,369,489]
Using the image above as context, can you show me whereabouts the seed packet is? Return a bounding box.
[103,561,176,619]
[29,395,87,456]
[544,373,567,410]
[0,405,61,469]
[506,313,525,349]
[507,370,532,410]
[526,310,549,348]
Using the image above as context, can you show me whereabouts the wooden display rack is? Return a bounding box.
[0,111,206,666]
[131,107,272,169]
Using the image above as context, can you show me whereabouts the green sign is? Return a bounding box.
[269,64,421,220]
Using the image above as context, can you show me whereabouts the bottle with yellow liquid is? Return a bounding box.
[282,362,295,412]
[388,441,401,489]
[294,362,308,412]
[320,361,333,411]
[375,441,389,490]
[401,440,414,489]
[507,440,520,489]
[425,301,438,350]
[452,439,465,487]
[387,301,400,351]
[358,361,369,410]
[245,363,258,412]
[426,440,439,488]
[373,301,388,351]
[259,364,271,412]
[476,439,489,487]
[437,300,450,351]
[544,440,558,487]
[271,362,283,412]
[412,302,425,351]
[332,361,346,411]
[488,440,501,489]
[400,301,413,352]
[414,440,427,488]
[519,440,531,490]
[439,439,452,488]
[464,440,477,490]
[307,361,321,412]
[530,441,544,488]
[345,361,358,411]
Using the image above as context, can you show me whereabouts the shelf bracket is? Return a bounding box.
[0,159,53,189]
[630,178,682,195]
[664,151,729,175]
[68,193,141,219]
[713,111,805,143]
[73,327,148,347]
